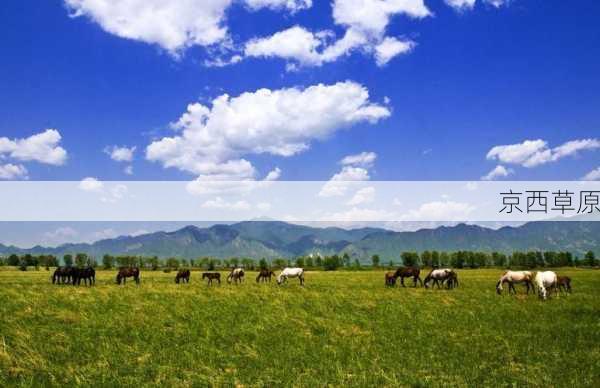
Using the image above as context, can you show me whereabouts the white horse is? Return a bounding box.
[535,271,558,300]
[227,268,244,284]
[424,268,455,289]
[496,270,535,295]
[277,268,305,286]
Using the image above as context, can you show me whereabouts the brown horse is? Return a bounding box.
[256,269,275,283]
[72,267,95,286]
[52,266,74,284]
[557,276,572,293]
[116,267,140,285]
[202,272,221,285]
[385,272,397,286]
[393,266,423,287]
[175,269,190,284]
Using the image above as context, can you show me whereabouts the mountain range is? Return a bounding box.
[1,221,598,261]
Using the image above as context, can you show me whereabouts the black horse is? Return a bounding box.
[175,269,191,284]
[72,267,96,286]
[52,267,74,284]
[202,272,221,285]
[116,267,140,285]
[256,269,275,283]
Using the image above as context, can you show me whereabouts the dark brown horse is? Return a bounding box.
[52,267,74,284]
[256,269,275,283]
[72,267,95,286]
[385,272,397,287]
[175,269,191,284]
[393,266,423,287]
[202,272,221,285]
[557,276,572,293]
[116,267,140,285]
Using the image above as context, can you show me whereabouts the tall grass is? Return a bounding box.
[0,269,598,386]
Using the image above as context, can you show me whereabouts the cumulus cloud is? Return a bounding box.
[0,164,28,180]
[244,0,312,12]
[581,167,600,181]
[346,186,376,205]
[374,37,415,66]
[481,165,513,181]
[42,227,79,245]
[340,151,377,167]
[244,0,427,67]
[105,145,136,162]
[319,151,377,197]
[486,138,600,168]
[484,0,510,7]
[79,177,104,192]
[64,0,311,57]
[147,82,389,180]
[264,167,282,181]
[444,0,476,11]
[0,129,67,165]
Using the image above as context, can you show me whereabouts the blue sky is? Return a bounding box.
[1,0,599,183]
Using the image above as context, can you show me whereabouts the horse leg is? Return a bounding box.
[400,276,405,287]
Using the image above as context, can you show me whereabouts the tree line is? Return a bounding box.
[0,250,597,271]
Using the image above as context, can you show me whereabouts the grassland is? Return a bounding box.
[0,268,598,387]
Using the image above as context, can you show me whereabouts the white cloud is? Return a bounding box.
[105,145,136,162]
[321,207,395,222]
[0,164,28,180]
[124,165,134,175]
[201,197,251,210]
[318,166,370,197]
[481,165,513,181]
[244,0,312,13]
[401,201,475,221]
[257,202,272,211]
[486,138,600,168]
[581,167,600,181]
[64,0,311,57]
[79,177,104,192]
[264,167,282,181]
[0,129,67,166]
[147,82,389,180]
[484,0,510,7]
[340,151,377,167]
[445,0,476,11]
[92,228,118,241]
[332,0,431,34]
[243,0,427,67]
[347,186,375,205]
[374,36,415,66]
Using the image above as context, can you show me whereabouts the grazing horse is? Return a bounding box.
[116,267,140,285]
[424,268,455,289]
[535,271,558,300]
[52,267,73,284]
[496,270,534,295]
[393,266,423,287]
[202,272,221,285]
[72,267,96,286]
[385,272,397,287]
[227,268,245,284]
[557,276,572,293]
[277,267,305,286]
[175,269,191,284]
[256,269,275,283]
[445,270,459,289]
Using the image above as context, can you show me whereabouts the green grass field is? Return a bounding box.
[1,268,598,387]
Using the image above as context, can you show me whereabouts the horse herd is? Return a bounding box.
[51,265,571,299]
[51,266,305,286]
[384,266,572,300]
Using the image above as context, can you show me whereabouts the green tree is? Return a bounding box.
[63,254,73,267]
[371,254,380,268]
[102,254,115,269]
[584,251,596,266]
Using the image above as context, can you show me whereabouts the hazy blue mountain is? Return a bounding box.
[0,221,598,261]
